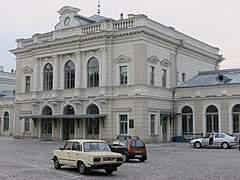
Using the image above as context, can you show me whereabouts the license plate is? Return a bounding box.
[135,155,142,158]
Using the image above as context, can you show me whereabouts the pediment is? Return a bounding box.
[113,55,131,63]
[148,55,160,64]
[21,67,33,74]
[57,6,80,15]
[160,59,171,67]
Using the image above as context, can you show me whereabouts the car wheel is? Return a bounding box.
[122,154,129,162]
[78,161,87,175]
[53,157,61,169]
[105,169,114,174]
[194,142,201,148]
[221,142,229,149]
[140,158,145,162]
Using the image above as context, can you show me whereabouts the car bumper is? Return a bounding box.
[89,163,122,170]
[127,153,147,160]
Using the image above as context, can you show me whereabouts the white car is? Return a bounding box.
[52,139,123,175]
[190,132,238,149]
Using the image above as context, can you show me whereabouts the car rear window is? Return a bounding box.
[130,140,145,148]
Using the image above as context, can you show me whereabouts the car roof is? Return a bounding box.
[67,139,106,143]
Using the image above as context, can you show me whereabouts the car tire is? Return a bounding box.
[140,158,145,162]
[53,157,61,169]
[221,142,229,149]
[78,161,87,175]
[194,142,202,148]
[122,154,129,162]
[105,169,114,174]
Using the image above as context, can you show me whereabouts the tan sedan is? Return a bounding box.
[52,139,123,175]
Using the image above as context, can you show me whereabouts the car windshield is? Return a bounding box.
[130,140,145,148]
[83,142,111,152]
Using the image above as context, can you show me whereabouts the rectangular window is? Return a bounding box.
[182,73,186,82]
[119,114,128,134]
[24,118,30,132]
[25,76,31,92]
[120,66,128,85]
[150,114,156,135]
[150,66,155,85]
[162,69,167,87]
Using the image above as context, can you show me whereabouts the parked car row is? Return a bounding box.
[51,136,147,175]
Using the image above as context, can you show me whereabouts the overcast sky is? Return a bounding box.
[1,0,240,72]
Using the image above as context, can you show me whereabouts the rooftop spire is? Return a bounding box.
[97,0,101,15]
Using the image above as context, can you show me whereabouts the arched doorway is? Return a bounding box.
[62,105,75,140]
[41,106,52,140]
[206,105,219,133]
[86,104,100,139]
[232,104,240,133]
[181,106,193,140]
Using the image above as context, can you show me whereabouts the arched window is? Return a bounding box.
[42,106,52,115]
[43,63,53,90]
[3,111,9,131]
[206,105,219,133]
[86,104,99,134]
[87,57,99,87]
[181,106,193,134]
[232,104,240,133]
[64,105,75,115]
[64,60,75,89]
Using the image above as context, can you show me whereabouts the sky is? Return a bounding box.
[1,0,240,72]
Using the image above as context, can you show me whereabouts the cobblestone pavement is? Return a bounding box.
[0,137,240,180]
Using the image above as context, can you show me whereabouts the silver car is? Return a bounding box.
[190,132,238,149]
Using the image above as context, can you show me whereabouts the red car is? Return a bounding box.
[109,136,147,162]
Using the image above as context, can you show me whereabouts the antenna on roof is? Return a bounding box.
[97,0,101,15]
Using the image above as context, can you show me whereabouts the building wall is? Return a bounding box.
[10,6,222,142]
[176,85,240,138]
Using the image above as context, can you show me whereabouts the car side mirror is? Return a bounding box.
[59,148,63,151]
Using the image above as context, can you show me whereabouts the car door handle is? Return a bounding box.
[67,152,69,154]
[76,153,79,155]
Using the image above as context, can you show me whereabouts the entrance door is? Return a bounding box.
[63,119,75,140]
[86,118,99,139]
[41,119,52,140]
[162,119,168,142]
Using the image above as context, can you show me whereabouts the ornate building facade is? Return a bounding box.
[10,6,224,142]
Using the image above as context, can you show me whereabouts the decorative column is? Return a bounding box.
[75,52,81,89]
[100,48,107,87]
[53,55,58,90]
[33,58,39,91]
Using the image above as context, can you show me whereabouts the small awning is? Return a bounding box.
[20,114,107,120]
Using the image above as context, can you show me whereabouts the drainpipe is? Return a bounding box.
[172,40,184,140]
[175,39,184,87]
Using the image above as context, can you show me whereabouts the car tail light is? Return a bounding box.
[93,157,101,162]
[116,157,123,161]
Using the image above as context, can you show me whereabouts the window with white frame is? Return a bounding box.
[87,57,99,87]
[119,114,128,134]
[25,76,31,92]
[150,66,155,85]
[150,114,156,135]
[43,63,53,90]
[24,118,30,132]
[162,69,167,87]
[119,65,128,85]
[64,60,75,89]
[3,111,9,131]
